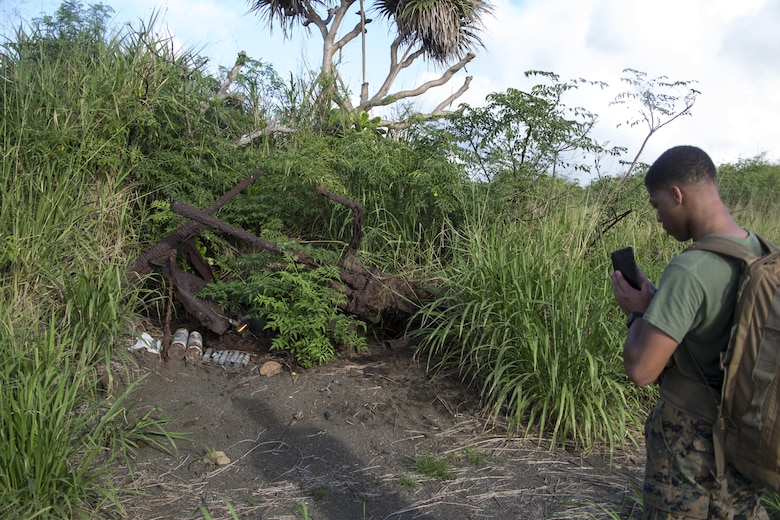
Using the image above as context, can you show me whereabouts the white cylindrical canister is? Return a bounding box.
[185,331,203,363]
[168,328,188,360]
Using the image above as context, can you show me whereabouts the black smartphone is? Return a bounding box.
[610,247,642,290]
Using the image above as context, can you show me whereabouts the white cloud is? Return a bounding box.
[463,0,780,170]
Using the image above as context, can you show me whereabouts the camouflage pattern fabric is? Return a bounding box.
[643,399,768,519]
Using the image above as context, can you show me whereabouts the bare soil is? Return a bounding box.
[115,323,645,520]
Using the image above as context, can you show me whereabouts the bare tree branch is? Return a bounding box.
[320,0,357,73]
[361,52,475,111]
[333,18,368,54]
[302,0,329,39]
[236,119,297,147]
[357,35,424,110]
[379,76,471,131]
[213,52,247,101]
[431,75,472,114]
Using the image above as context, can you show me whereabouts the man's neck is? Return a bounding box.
[692,214,746,241]
[688,193,746,240]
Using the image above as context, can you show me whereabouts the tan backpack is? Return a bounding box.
[684,234,780,492]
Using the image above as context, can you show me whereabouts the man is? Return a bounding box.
[610,145,768,519]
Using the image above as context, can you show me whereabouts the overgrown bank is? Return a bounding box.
[2,3,780,518]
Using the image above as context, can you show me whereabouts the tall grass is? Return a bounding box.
[728,201,780,245]
[0,13,183,518]
[413,202,655,450]
[0,271,182,519]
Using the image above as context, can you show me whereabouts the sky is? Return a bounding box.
[3,0,780,181]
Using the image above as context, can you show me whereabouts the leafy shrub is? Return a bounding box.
[200,252,367,368]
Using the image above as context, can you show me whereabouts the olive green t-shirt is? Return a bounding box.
[643,232,762,387]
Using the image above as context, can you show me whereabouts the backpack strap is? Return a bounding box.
[685,235,757,263]
[685,233,778,262]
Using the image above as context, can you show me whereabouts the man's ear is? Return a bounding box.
[670,185,684,205]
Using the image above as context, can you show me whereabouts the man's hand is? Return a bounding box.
[610,265,655,315]
[611,267,676,386]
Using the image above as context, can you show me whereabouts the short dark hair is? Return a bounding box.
[644,145,717,192]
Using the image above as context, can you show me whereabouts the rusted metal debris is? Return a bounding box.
[169,200,433,325]
[130,170,434,338]
[130,169,262,280]
[152,246,230,336]
[169,201,316,268]
[130,170,262,344]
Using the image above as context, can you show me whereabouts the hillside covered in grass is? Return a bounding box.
[2,2,779,518]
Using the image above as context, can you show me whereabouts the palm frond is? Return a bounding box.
[389,0,493,64]
[247,0,328,35]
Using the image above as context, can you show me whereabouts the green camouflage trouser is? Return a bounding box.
[643,399,768,519]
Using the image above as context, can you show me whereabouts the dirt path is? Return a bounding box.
[117,331,644,520]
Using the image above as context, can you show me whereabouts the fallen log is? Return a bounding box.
[169,200,434,325]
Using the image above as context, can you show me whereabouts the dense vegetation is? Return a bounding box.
[2,2,779,517]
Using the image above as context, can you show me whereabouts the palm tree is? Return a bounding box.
[246,0,492,127]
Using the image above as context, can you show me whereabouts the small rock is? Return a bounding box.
[203,450,231,466]
[259,360,283,377]
[324,410,332,421]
